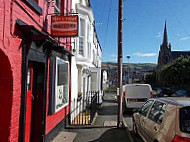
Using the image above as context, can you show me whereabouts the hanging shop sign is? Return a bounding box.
[51,15,78,37]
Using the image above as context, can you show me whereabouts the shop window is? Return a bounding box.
[49,56,69,114]
[55,58,69,111]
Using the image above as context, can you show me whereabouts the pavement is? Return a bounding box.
[52,92,134,142]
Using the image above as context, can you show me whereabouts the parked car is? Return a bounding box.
[133,97,190,142]
[171,90,187,97]
[123,84,152,110]
[155,87,176,97]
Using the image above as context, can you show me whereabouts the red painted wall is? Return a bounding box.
[45,58,71,134]
[45,0,72,135]
[0,0,72,141]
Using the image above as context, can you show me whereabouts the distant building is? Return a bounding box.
[157,22,190,69]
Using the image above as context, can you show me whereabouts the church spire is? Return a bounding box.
[163,21,168,44]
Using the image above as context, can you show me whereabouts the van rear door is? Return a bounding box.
[125,84,152,108]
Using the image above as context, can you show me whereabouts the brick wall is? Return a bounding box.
[0,0,72,141]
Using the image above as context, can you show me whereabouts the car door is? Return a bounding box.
[145,101,167,141]
[138,100,154,140]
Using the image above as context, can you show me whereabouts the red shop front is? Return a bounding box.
[17,20,72,142]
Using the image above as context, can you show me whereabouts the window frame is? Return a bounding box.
[179,106,190,134]
[25,0,42,15]
[54,0,61,13]
[139,100,154,117]
[148,101,166,125]
[79,37,84,55]
[78,17,86,56]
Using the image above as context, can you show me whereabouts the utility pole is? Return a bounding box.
[117,0,123,128]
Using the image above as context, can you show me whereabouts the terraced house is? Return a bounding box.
[0,0,74,141]
[70,0,102,120]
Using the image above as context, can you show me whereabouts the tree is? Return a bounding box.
[158,56,190,89]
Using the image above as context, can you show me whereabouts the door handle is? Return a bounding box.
[141,119,145,126]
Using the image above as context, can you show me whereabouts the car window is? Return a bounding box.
[180,107,190,134]
[140,100,154,117]
[148,101,166,125]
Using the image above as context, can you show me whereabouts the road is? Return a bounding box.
[105,92,143,142]
[123,108,143,142]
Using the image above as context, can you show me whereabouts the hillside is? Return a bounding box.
[102,62,157,71]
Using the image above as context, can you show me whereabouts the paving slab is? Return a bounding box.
[52,131,77,142]
[52,92,134,142]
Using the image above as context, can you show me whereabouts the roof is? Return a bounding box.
[171,51,190,60]
[157,97,190,107]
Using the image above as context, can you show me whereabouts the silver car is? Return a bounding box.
[133,97,190,142]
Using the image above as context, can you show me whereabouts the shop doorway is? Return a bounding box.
[0,49,13,142]
[25,61,45,142]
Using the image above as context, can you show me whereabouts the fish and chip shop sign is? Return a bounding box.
[51,15,78,37]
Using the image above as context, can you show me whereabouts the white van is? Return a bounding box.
[123,84,152,109]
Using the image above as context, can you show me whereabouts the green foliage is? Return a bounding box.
[158,56,190,89]
[144,71,156,85]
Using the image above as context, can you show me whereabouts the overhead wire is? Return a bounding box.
[103,0,113,49]
[99,0,107,25]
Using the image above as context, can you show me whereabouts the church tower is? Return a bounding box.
[157,22,172,69]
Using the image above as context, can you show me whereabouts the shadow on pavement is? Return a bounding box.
[98,106,118,115]
[102,99,117,103]
[88,128,131,142]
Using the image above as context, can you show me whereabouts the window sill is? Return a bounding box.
[26,0,42,15]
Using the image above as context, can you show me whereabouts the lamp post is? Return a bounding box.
[126,56,130,84]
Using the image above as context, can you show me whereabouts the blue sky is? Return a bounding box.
[90,0,190,64]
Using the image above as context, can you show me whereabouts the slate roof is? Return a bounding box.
[171,51,190,60]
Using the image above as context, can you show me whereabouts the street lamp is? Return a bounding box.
[126,56,130,84]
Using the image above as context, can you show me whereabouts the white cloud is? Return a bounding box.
[133,52,157,57]
[102,53,117,62]
[110,53,117,58]
[179,36,190,41]
[156,32,161,38]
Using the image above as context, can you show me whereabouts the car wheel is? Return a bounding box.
[133,117,138,135]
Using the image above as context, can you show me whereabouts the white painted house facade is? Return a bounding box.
[71,0,102,102]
